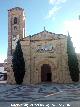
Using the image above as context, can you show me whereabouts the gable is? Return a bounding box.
[31,30,66,41]
[22,30,67,42]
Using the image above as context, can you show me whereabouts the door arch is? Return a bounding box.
[41,64,52,82]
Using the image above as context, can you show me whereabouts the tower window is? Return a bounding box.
[14,17,17,24]
[14,26,17,30]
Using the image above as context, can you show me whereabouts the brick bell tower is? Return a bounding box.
[8,7,25,56]
[7,7,25,84]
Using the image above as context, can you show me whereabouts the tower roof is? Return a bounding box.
[8,7,24,11]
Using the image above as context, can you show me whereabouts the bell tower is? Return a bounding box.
[8,7,25,56]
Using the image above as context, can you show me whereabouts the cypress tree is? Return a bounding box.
[12,40,25,84]
[67,33,79,82]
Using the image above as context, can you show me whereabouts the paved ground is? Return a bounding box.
[0,83,80,107]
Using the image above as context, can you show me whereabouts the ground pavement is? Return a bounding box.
[0,83,80,107]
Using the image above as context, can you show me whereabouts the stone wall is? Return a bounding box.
[20,31,72,84]
[7,56,16,84]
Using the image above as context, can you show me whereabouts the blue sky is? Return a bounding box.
[0,0,80,62]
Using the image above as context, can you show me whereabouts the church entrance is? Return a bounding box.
[41,64,52,82]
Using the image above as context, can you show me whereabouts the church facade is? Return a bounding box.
[7,7,78,84]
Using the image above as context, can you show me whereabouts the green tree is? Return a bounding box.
[12,40,25,84]
[67,33,79,82]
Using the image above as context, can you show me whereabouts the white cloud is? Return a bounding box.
[63,19,80,53]
[49,0,67,5]
[46,0,67,20]
[64,20,80,37]
[46,6,61,19]
[49,0,56,5]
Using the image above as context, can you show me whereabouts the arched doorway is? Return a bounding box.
[41,64,52,82]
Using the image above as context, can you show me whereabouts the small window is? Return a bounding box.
[14,26,17,30]
[13,35,16,38]
[14,17,17,24]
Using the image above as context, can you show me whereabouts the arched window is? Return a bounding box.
[14,17,17,24]
[14,26,17,30]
